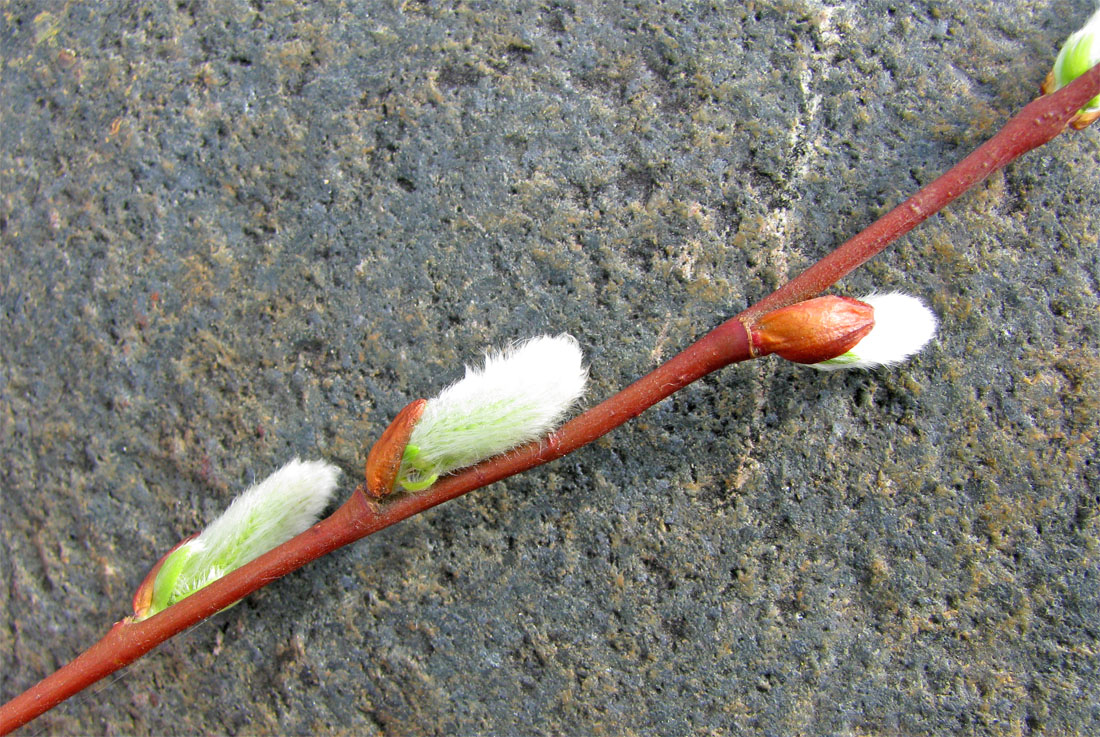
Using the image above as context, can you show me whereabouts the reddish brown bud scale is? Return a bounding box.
[751,295,875,364]
[131,534,196,620]
[365,398,427,498]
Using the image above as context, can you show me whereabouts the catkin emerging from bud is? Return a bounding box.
[812,293,937,370]
[1043,7,1100,126]
[395,334,587,492]
[134,459,340,620]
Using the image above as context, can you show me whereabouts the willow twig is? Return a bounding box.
[2,62,1096,737]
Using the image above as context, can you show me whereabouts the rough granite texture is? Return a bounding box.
[1,1,1098,735]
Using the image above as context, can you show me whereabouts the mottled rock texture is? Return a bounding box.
[2,1,1097,735]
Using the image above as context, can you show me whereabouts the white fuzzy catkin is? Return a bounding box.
[162,458,340,605]
[397,334,587,490]
[812,293,937,370]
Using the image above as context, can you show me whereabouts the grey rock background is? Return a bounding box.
[2,0,1097,734]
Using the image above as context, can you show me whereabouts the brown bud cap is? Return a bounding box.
[1070,109,1099,130]
[1041,69,1057,96]
[131,533,196,620]
[751,295,875,364]
[365,398,427,498]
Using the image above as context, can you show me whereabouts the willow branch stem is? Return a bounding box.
[2,63,1097,736]
[741,63,1100,321]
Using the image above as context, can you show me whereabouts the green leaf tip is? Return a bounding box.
[1046,8,1100,123]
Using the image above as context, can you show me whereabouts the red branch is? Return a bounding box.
[2,62,1097,736]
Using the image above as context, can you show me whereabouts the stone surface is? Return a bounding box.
[2,1,1098,735]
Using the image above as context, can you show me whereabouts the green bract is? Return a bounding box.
[1051,8,1100,113]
